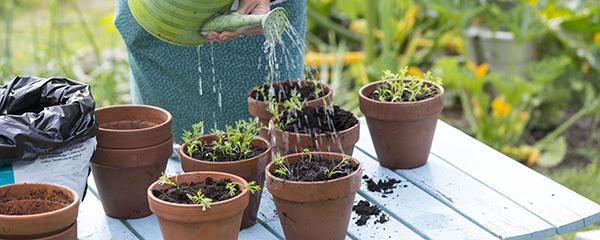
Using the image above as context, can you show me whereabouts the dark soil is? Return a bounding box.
[363,175,406,197]
[272,156,358,182]
[152,177,239,204]
[280,105,358,134]
[252,81,326,102]
[352,200,389,226]
[369,81,440,102]
[0,189,73,215]
[189,142,266,162]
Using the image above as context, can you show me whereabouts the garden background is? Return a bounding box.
[0,0,598,238]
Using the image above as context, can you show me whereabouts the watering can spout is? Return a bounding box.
[128,0,289,47]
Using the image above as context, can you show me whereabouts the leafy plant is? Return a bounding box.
[186,190,213,211]
[327,155,351,178]
[182,118,261,161]
[225,181,261,196]
[272,153,290,176]
[158,172,179,189]
[373,67,443,102]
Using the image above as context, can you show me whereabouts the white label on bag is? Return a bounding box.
[10,137,96,198]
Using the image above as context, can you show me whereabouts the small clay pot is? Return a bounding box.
[359,79,444,169]
[92,104,173,219]
[266,152,362,240]
[272,119,360,155]
[179,135,271,229]
[0,183,79,240]
[247,80,333,138]
[91,137,173,218]
[148,171,250,240]
[95,104,172,149]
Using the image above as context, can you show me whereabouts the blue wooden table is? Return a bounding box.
[77,119,600,240]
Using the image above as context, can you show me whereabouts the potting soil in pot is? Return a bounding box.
[272,155,358,181]
[0,189,73,215]
[280,105,358,134]
[369,81,440,102]
[252,81,325,102]
[189,142,266,162]
[153,177,239,204]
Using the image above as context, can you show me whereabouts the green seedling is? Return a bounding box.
[226,181,261,197]
[186,190,213,211]
[272,153,290,176]
[226,182,237,196]
[374,67,443,102]
[327,156,351,178]
[303,148,313,162]
[245,181,261,194]
[158,172,179,189]
[181,118,261,161]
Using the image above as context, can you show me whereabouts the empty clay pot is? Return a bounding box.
[180,135,271,229]
[247,80,333,138]
[92,104,173,219]
[95,104,172,149]
[272,119,360,155]
[0,183,79,240]
[148,171,250,240]
[359,80,444,169]
[266,152,362,240]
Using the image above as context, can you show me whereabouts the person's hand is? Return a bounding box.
[207,0,270,42]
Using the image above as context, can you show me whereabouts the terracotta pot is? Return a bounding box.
[247,80,333,139]
[91,137,173,219]
[272,119,359,155]
[0,183,79,240]
[95,104,172,149]
[359,80,444,169]
[92,104,173,219]
[179,135,271,229]
[266,152,362,240]
[148,171,250,240]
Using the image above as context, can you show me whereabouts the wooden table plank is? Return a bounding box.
[430,120,600,233]
[78,190,139,240]
[352,150,497,240]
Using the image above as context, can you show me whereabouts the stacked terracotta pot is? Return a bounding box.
[92,104,173,219]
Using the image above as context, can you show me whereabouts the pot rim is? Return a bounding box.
[94,136,174,152]
[265,152,362,185]
[273,112,360,138]
[179,135,271,165]
[95,104,173,134]
[246,79,333,104]
[147,171,249,208]
[0,183,79,220]
[359,79,445,106]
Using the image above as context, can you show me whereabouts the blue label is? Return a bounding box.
[0,164,15,185]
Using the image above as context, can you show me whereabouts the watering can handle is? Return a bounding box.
[201,14,265,33]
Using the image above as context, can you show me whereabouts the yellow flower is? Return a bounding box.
[491,96,512,116]
[408,66,424,78]
[594,32,600,43]
[467,62,489,79]
[527,147,541,165]
[519,111,529,121]
[581,62,590,74]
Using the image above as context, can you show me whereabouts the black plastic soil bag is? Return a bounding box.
[0,76,98,162]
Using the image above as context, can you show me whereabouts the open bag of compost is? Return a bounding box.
[0,76,98,197]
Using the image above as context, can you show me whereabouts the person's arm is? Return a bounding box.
[206,0,271,42]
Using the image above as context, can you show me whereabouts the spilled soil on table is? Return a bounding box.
[352,200,389,226]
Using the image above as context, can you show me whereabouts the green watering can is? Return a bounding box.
[128,0,289,46]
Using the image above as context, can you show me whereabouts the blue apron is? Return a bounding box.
[115,0,306,142]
